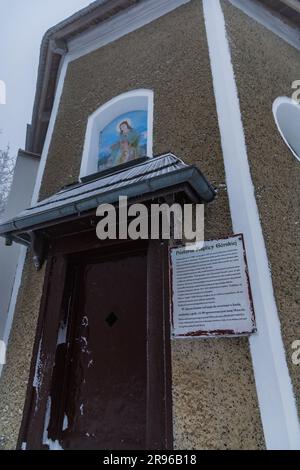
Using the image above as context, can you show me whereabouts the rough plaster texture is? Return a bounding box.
[222,0,300,418]
[0,255,46,450]
[0,0,264,449]
[172,338,263,449]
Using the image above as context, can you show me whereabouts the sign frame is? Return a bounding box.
[169,234,256,338]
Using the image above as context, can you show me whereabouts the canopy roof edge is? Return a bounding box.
[0,153,216,268]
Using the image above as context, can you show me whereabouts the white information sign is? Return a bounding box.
[170,235,256,338]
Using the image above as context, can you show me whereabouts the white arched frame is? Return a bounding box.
[80,89,154,178]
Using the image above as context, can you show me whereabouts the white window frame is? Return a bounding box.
[80,89,154,179]
[273,96,300,162]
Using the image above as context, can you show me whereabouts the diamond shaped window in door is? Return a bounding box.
[105,312,118,327]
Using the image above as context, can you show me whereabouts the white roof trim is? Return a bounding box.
[228,0,300,51]
[67,0,191,62]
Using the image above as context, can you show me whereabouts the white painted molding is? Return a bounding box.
[80,89,154,179]
[273,96,300,162]
[228,0,300,51]
[68,0,191,62]
[0,246,27,378]
[203,0,300,450]
[31,56,69,205]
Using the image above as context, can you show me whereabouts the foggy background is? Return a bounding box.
[0,0,93,166]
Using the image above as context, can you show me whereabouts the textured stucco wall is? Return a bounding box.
[0,0,264,449]
[222,0,300,418]
[0,255,46,449]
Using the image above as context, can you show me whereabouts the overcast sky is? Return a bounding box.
[0,0,93,161]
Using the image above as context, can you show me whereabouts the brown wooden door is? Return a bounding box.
[59,250,147,449]
[19,239,172,450]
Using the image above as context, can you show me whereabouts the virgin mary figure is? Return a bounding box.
[110,119,141,165]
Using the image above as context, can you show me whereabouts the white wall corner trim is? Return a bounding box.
[0,246,27,379]
[31,55,69,205]
[203,0,300,450]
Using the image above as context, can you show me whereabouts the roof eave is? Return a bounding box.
[0,166,216,239]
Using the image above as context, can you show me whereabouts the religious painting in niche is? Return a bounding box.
[98,110,148,171]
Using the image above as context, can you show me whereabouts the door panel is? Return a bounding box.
[19,239,172,450]
[59,251,147,450]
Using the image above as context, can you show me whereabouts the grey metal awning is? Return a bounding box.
[0,153,216,247]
